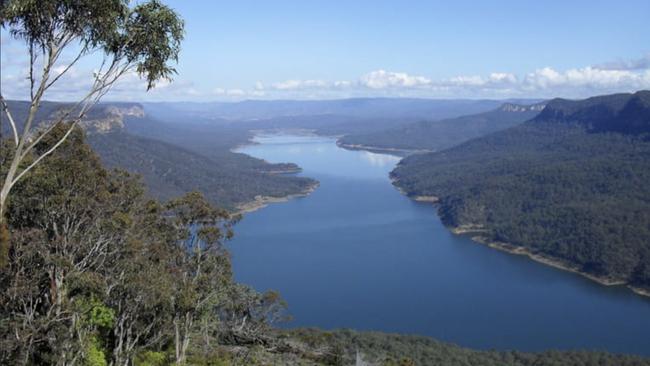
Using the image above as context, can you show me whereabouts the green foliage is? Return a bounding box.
[126,0,184,89]
[287,328,650,366]
[0,0,184,89]
[134,351,168,366]
[392,91,650,289]
[185,353,232,366]
[0,0,129,48]
[84,336,108,366]
[87,298,115,329]
[0,125,257,364]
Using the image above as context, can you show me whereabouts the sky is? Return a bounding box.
[2,0,650,101]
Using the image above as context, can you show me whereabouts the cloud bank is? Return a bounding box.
[255,64,650,100]
[2,31,649,102]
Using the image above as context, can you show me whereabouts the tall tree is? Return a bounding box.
[165,192,238,365]
[1,125,148,365]
[0,0,184,225]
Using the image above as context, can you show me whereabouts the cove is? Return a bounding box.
[230,133,650,355]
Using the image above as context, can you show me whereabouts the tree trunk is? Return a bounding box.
[174,312,193,365]
[0,221,10,268]
[174,316,181,364]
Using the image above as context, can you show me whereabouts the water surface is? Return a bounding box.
[231,134,650,355]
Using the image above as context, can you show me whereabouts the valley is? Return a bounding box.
[229,132,650,356]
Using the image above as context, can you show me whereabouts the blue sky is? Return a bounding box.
[2,0,650,101]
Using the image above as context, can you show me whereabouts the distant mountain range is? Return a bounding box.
[338,102,547,152]
[144,97,541,121]
[391,91,650,293]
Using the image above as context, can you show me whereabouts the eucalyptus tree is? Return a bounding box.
[165,192,238,365]
[1,125,158,365]
[0,0,184,225]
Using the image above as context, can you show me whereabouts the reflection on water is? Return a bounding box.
[287,146,302,154]
[240,133,399,180]
[359,151,401,167]
[231,133,650,356]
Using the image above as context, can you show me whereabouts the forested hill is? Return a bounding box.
[532,90,650,134]
[338,102,546,152]
[391,91,650,293]
[1,101,316,210]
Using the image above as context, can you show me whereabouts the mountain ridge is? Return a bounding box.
[338,101,547,152]
[533,90,650,134]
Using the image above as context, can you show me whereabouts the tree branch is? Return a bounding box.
[10,121,77,189]
[29,41,36,101]
[43,44,88,92]
[0,95,20,145]
[18,58,127,161]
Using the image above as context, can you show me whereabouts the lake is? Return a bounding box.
[231,133,650,355]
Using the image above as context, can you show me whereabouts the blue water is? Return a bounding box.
[231,134,650,355]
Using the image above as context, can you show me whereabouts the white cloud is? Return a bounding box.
[445,75,485,87]
[359,70,431,89]
[272,79,328,90]
[333,80,352,88]
[212,88,247,97]
[521,66,650,94]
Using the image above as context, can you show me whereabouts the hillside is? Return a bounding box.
[339,102,546,152]
[200,327,650,365]
[274,328,650,366]
[391,91,650,293]
[87,131,315,210]
[1,101,316,210]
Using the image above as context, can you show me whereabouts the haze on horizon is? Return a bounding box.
[2,0,650,102]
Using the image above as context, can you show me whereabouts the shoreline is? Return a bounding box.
[393,184,650,299]
[471,236,626,286]
[336,141,429,156]
[466,233,650,298]
[233,181,320,215]
[230,128,320,153]
[389,177,440,204]
[412,195,439,203]
[231,130,321,216]
[262,166,302,174]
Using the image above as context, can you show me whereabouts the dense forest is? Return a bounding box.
[392,91,650,291]
[339,102,546,152]
[0,126,290,364]
[2,124,648,365]
[284,329,650,366]
[1,101,316,210]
